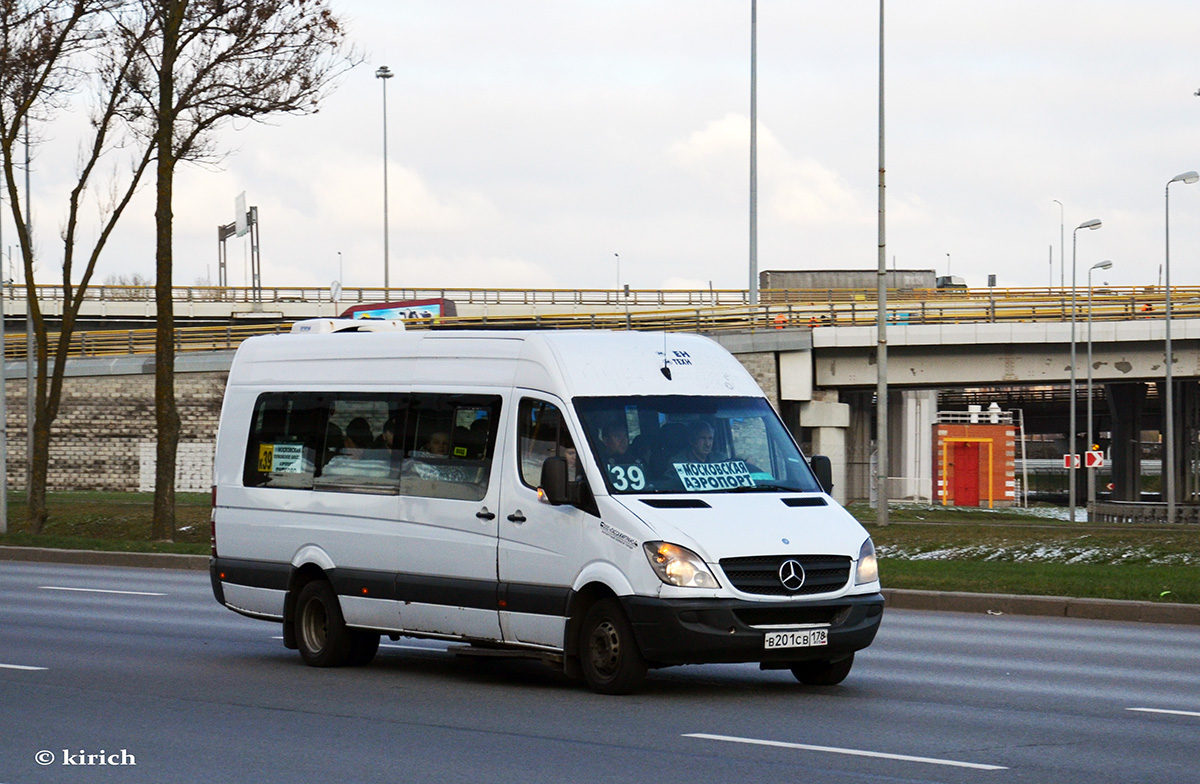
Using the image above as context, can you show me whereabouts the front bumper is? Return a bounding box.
[621,592,884,666]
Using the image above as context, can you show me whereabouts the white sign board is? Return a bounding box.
[235,192,248,237]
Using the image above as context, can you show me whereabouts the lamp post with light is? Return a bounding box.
[1053,200,1064,290]
[1069,218,1102,523]
[1164,171,1198,523]
[1086,259,1113,518]
[376,65,394,293]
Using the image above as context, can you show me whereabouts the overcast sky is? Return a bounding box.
[8,0,1200,294]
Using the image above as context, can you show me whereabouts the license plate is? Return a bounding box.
[764,629,828,650]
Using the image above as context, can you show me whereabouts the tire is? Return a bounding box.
[295,581,352,667]
[790,653,854,686]
[579,598,647,695]
[348,631,380,667]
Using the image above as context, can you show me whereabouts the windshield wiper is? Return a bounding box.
[726,483,793,493]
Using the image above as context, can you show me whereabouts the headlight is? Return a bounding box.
[643,542,721,589]
[855,537,879,585]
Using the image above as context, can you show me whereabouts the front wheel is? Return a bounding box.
[295,580,353,667]
[579,598,647,695]
[790,653,854,686]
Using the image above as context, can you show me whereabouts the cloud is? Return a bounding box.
[668,113,864,226]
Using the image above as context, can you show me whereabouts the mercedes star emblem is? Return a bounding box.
[778,559,806,592]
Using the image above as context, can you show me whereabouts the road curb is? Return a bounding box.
[2,546,1197,626]
[0,546,209,571]
[882,588,1200,626]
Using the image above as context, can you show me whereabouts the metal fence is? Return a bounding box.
[4,284,1200,361]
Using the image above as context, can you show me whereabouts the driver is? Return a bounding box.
[596,414,641,468]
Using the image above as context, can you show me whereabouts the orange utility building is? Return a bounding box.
[934,408,1016,508]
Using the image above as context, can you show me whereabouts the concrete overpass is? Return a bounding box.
[6,285,1200,514]
[762,319,1200,513]
[811,320,1198,388]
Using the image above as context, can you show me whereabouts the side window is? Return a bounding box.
[518,398,578,490]
[730,416,771,477]
[317,393,402,492]
[243,392,328,489]
[398,393,501,501]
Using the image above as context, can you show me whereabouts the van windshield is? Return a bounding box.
[574,395,822,495]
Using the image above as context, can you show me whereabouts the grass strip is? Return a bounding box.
[881,559,1196,604]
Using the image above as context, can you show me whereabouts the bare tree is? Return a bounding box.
[111,0,355,540]
[0,0,156,532]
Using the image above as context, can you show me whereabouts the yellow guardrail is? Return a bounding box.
[9,283,1200,309]
[5,292,1200,362]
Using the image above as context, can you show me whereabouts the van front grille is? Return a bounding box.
[732,605,849,628]
[719,555,852,596]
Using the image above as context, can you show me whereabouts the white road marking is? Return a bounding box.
[39,586,166,597]
[684,733,1009,771]
[1128,707,1200,719]
[0,663,47,671]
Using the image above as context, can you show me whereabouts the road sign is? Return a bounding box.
[1085,451,1105,469]
[1063,454,1081,469]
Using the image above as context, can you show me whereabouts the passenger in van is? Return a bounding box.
[405,431,474,483]
[466,418,490,458]
[671,420,721,464]
[323,418,393,479]
[344,417,374,458]
[374,418,397,450]
[418,431,452,457]
[322,423,344,467]
[562,445,578,481]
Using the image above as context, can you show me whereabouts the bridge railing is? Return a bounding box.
[8,283,1200,310]
[4,294,1200,362]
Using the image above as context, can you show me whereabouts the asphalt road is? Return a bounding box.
[1,561,1198,784]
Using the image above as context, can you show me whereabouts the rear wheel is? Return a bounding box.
[295,581,352,667]
[790,653,854,686]
[579,598,647,695]
[348,631,380,666]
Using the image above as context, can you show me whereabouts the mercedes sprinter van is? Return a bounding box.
[210,324,883,694]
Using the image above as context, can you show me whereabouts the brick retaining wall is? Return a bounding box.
[4,372,226,493]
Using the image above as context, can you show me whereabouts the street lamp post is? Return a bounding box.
[1086,259,1113,519]
[1069,218,1102,523]
[875,0,888,527]
[748,0,758,306]
[1164,171,1198,523]
[376,65,394,293]
[1053,200,1064,290]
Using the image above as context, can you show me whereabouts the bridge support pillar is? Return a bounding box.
[796,397,850,504]
[837,390,924,504]
[1184,381,1200,506]
[895,390,937,502]
[1157,379,1200,506]
[1106,382,1145,502]
[842,391,874,504]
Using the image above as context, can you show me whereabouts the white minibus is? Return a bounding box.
[210,324,883,694]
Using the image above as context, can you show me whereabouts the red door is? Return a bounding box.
[952,442,980,507]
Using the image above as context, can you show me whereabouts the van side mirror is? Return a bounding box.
[539,456,569,505]
[810,455,833,495]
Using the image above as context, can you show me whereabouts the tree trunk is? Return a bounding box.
[27,409,51,534]
[151,152,179,541]
[151,1,181,542]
